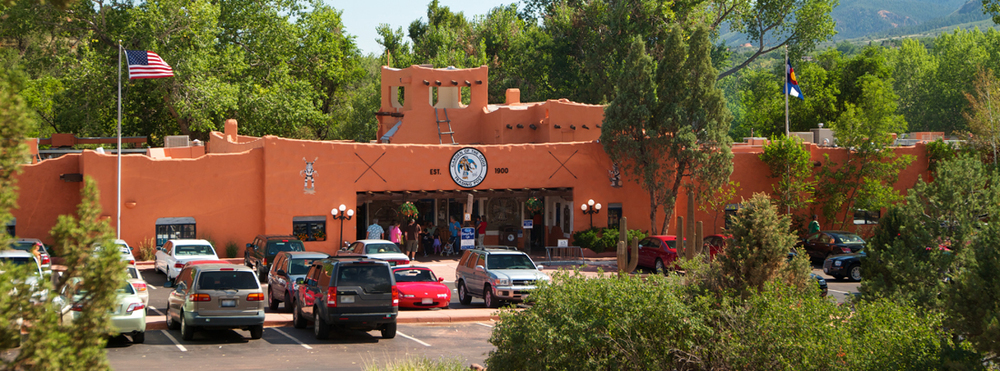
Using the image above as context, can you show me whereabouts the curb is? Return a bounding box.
[144,314,501,331]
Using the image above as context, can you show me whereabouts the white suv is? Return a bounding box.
[455,248,550,308]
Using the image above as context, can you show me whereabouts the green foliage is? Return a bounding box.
[925,138,960,171]
[947,222,1000,359]
[760,135,816,212]
[225,241,239,259]
[988,0,1000,24]
[964,66,1000,166]
[134,237,157,262]
[4,177,128,369]
[570,227,646,253]
[487,270,979,370]
[710,193,811,298]
[363,356,469,371]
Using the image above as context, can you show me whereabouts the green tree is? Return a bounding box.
[759,135,816,213]
[710,193,812,298]
[964,67,1000,166]
[948,222,1000,361]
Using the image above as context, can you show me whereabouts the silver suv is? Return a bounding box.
[455,248,551,308]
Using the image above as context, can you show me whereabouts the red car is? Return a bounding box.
[636,235,728,273]
[392,266,450,309]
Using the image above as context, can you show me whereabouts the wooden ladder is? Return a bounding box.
[435,108,456,144]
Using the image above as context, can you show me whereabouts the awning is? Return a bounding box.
[292,216,326,222]
[155,217,196,225]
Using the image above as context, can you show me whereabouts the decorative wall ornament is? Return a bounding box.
[301,157,318,194]
[488,197,518,227]
[450,147,488,188]
[608,163,622,188]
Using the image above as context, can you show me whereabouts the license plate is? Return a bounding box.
[221,299,236,307]
[341,296,355,304]
[421,298,432,304]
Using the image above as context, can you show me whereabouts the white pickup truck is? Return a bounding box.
[154,239,219,282]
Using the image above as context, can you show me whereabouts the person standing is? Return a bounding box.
[448,215,460,256]
[367,219,384,240]
[404,219,421,260]
[476,215,487,248]
[388,220,402,248]
[808,214,821,235]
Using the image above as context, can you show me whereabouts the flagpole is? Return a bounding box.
[785,45,789,137]
[117,41,122,240]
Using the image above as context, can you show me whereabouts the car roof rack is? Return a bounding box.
[480,245,520,251]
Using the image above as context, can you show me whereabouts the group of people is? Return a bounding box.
[365,215,488,260]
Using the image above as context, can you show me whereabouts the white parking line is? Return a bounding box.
[160,330,187,352]
[829,289,855,294]
[147,285,157,290]
[397,331,431,347]
[475,322,493,328]
[147,305,164,316]
[270,327,313,350]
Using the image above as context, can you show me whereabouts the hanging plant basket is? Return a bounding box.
[399,202,419,220]
[525,197,544,214]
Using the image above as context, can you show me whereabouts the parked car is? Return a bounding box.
[58,278,146,343]
[799,231,865,261]
[154,239,219,282]
[824,249,865,282]
[292,258,398,339]
[267,251,329,312]
[126,265,149,308]
[393,266,450,309]
[11,238,51,275]
[165,263,265,340]
[634,236,684,273]
[114,239,136,265]
[244,235,305,282]
[338,239,410,266]
[455,247,550,308]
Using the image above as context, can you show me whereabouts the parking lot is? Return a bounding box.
[102,254,859,370]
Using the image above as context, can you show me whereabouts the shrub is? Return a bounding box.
[134,237,157,262]
[363,356,468,371]
[570,228,647,254]
[225,241,239,259]
[570,228,600,251]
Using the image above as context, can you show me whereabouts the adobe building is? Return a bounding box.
[11,65,934,257]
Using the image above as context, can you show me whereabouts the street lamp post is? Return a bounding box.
[581,199,602,229]
[331,204,354,249]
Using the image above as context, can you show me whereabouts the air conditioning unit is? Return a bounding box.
[164,135,190,148]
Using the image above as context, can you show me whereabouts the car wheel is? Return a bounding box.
[267,290,279,311]
[180,313,194,341]
[848,264,862,282]
[249,324,263,340]
[381,323,397,339]
[292,302,307,329]
[654,259,666,275]
[458,281,472,305]
[285,292,295,313]
[132,332,145,344]
[484,285,498,308]
[314,308,330,339]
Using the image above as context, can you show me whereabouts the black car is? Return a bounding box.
[292,258,398,339]
[244,235,305,282]
[824,249,865,282]
[799,231,865,261]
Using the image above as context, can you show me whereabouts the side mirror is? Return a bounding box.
[438,277,445,283]
[536,265,544,271]
[276,269,286,276]
[475,265,485,272]
[295,278,304,285]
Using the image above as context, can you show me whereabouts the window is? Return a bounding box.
[853,209,880,225]
[430,86,465,109]
[607,203,622,228]
[197,271,258,290]
[724,204,741,230]
[390,86,404,108]
[292,216,326,241]
[155,217,196,247]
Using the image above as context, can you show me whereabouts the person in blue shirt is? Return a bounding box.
[448,215,460,256]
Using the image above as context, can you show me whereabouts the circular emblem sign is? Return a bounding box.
[450,147,488,188]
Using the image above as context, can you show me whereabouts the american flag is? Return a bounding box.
[125,50,174,79]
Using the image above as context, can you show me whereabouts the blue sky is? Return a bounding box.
[332,0,515,56]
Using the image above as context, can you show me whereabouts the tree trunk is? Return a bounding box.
[648,189,658,236]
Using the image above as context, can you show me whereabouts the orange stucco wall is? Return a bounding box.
[9,65,936,257]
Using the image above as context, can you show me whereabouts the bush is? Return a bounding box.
[225,241,239,259]
[134,237,157,262]
[363,356,469,371]
[570,228,600,251]
[571,228,647,253]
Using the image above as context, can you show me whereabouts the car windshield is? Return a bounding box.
[288,258,319,275]
[197,271,259,290]
[121,282,135,294]
[174,244,215,256]
[365,243,402,254]
[127,267,140,280]
[267,240,305,255]
[11,242,42,253]
[486,254,536,270]
[394,268,437,283]
[337,265,392,294]
[831,233,864,244]
[0,257,34,266]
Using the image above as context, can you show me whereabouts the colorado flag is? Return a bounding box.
[786,62,804,100]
